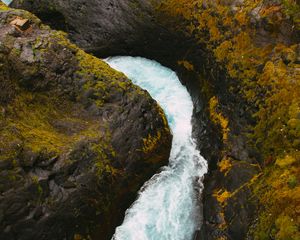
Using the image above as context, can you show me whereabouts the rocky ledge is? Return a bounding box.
[0,3,172,240]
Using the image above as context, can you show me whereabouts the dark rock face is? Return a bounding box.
[8,0,280,239]
[11,0,184,59]
[0,4,172,240]
[175,49,260,240]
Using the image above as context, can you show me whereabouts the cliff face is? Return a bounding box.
[156,1,300,239]
[0,3,172,240]
[8,0,300,239]
[10,0,174,57]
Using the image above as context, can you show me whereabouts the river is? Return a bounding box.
[106,57,207,240]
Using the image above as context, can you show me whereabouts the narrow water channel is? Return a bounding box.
[106,57,208,240]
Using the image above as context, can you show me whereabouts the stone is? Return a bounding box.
[10,17,30,31]
[0,4,172,240]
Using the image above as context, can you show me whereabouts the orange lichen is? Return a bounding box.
[218,157,232,176]
[143,131,162,154]
[177,60,194,71]
[157,0,300,237]
[214,189,231,205]
[209,96,229,141]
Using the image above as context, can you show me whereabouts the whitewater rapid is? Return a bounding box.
[106,57,207,240]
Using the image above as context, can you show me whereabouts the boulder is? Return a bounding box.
[0,3,172,240]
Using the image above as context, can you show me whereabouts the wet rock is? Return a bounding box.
[10,0,187,61]
[0,4,172,240]
[10,0,300,239]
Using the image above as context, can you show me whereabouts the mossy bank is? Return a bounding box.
[0,2,172,240]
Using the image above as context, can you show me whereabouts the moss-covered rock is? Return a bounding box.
[9,0,300,239]
[0,3,172,240]
[156,0,300,239]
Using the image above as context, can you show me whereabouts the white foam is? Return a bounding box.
[105,57,207,240]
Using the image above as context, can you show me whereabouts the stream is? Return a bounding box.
[106,57,207,240]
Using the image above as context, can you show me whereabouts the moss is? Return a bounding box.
[91,139,119,178]
[143,131,162,156]
[177,60,194,71]
[157,105,169,130]
[209,96,229,141]
[157,0,300,236]
[275,155,297,168]
[218,157,232,176]
[73,234,91,240]
[288,175,298,189]
[281,0,300,29]
[0,2,9,10]
[214,41,233,63]
[275,215,299,240]
[252,163,300,239]
[76,49,125,84]
[214,189,231,205]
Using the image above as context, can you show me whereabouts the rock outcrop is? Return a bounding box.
[8,0,300,239]
[0,3,172,240]
[156,1,300,239]
[10,0,183,59]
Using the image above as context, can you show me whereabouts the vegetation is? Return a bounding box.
[209,96,229,141]
[177,60,194,71]
[281,0,300,28]
[0,2,9,10]
[218,157,232,176]
[143,131,162,154]
[158,0,300,238]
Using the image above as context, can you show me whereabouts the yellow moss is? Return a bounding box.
[143,131,162,155]
[218,157,232,176]
[177,60,194,71]
[275,215,300,240]
[0,91,107,162]
[260,5,282,17]
[275,155,297,168]
[253,161,300,239]
[235,11,249,25]
[209,96,229,141]
[214,189,231,205]
[157,105,169,130]
[156,1,300,236]
[0,2,9,10]
[216,237,228,240]
[76,49,125,84]
[74,234,84,240]
[214,40,233,62]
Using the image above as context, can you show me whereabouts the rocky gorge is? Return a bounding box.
[2,0,300,240]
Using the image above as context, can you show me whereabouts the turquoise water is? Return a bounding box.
[106,57,207,240]
[2,0,12,5]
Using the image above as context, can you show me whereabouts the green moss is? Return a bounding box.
[275,215,299,240]
[281,0,300,29]
[76,49,125,84]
